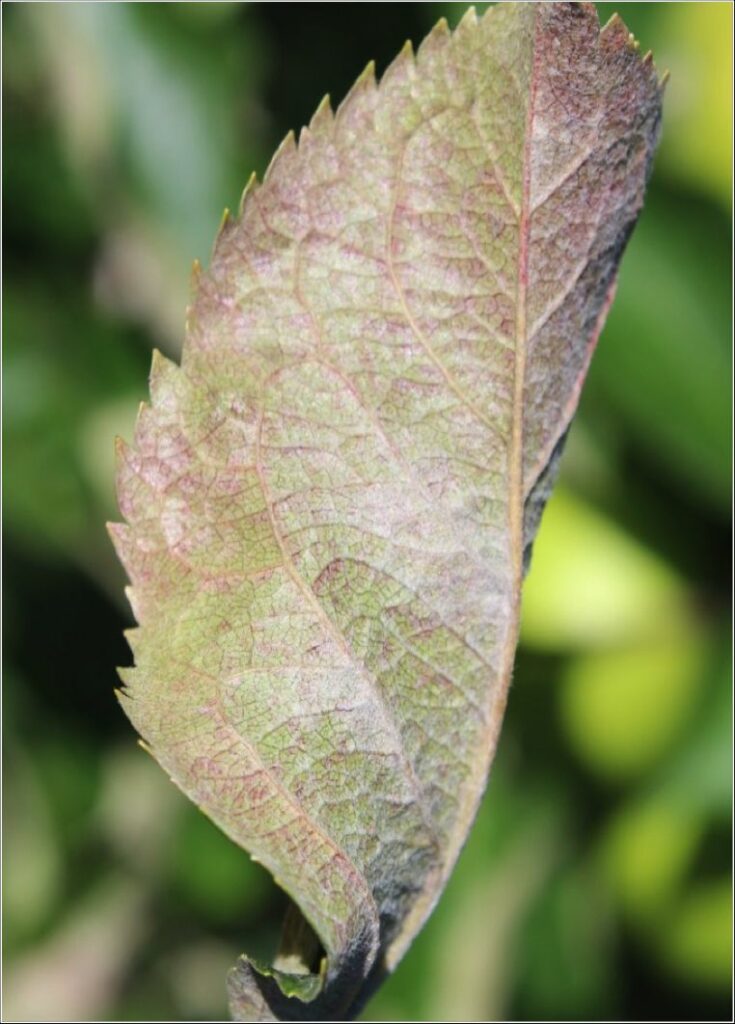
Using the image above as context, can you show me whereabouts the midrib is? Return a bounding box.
[386,3,541,970]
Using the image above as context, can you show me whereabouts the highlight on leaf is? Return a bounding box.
[109,3,664,1020]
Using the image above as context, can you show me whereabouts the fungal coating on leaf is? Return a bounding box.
[110,3,664,1020]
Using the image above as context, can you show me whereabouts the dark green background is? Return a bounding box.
[3,3,732,1021]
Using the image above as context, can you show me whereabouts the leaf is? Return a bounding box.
[110,4,663,1020]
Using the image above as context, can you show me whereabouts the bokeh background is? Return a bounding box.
[3,2,732,1021]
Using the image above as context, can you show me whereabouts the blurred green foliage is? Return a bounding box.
[3,3,732,1021]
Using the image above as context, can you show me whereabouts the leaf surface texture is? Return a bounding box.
[111,3,663,1019]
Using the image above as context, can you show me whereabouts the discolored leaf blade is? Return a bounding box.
[111,3,663,1020]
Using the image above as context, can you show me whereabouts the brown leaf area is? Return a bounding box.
[111,3,663,1020]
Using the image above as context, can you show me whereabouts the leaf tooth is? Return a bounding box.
[114,434,134,470]
[116,667,135,691]
[297,123,311,149]
[149,348,180,407]
[114,686,129,707]
[453,5,482,49]
[299,108,329,150]
[210,205,233,262]
[132,399,153,450]
[137,737,156,759]
[334,60,376,125]
[123,623,141,651]
[597,11,634,51]
[126,587,146,624]
[600,10,625,35]
[577,1,599,20]
[237,170,259,219]
[107,521,132,565]
[357,58,377,88]
[188,256,202,307]
[641,48,668,89]
[416,16,450,65]
[599,9,665,88]
[184,303,195,338]
[308,93,334,137]
[263,128,297,185]
[108,524,147,607]
[457,5,478,30]
[378,37,415,92]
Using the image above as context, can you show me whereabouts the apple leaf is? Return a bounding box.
[110,3,664,1020]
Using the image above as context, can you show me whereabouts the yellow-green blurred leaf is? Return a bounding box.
[658,3,733,209]
[600,798,702,922]
[2,745,63,948]
[559,632,706,781]
[522,489,688,651]
[659,879,733,990]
